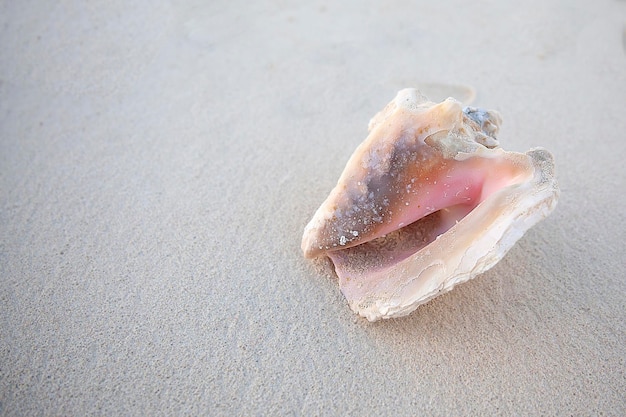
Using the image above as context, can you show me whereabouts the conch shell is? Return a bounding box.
[302,89,559,321]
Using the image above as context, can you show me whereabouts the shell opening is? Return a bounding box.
[326,155,533,274]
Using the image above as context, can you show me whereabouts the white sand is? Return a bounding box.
[1,0,625,415]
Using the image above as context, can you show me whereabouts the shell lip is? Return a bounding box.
[323,149,536,263]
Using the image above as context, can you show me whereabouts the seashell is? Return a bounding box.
[302,88,559,321]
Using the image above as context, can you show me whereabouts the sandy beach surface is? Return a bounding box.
[1,0,625,415]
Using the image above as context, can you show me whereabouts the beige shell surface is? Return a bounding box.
[302,89,559,321]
